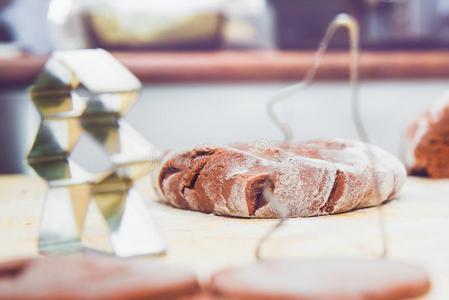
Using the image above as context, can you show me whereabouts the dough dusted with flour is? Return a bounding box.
[157,139,406,218]
[404,93,449,178]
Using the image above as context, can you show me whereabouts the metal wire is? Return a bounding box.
[267,14,349,142]
[255,188,287,260]
[257,13,388,260]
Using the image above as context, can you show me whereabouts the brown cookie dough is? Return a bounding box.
[0,255,201,300]
[208,258,430,300]
[404,93,449,178]
[157,139,406,218]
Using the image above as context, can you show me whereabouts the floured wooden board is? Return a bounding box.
[0,175,448,299]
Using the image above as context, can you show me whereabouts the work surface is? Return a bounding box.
[1,175,448,299]
[2,51,449,85]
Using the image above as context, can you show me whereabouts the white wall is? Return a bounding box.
[127,80,449,157]
[2,79,447,173]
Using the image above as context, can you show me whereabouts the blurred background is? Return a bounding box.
[2,0,449,52]
[0,0,449,173]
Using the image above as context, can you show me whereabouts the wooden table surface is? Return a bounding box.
[1,51,449,85]
[1,175,449,299]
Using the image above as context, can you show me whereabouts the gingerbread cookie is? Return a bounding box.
[157,139,406,218]
[0,255,201,300]
[208,258,430,300]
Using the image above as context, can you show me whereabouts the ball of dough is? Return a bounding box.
[157,139,406,218]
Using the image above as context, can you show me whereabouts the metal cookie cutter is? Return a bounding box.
[26,49,166,257]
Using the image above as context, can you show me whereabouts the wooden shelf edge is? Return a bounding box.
[1,50,449,85]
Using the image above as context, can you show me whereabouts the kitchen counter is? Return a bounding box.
[1,175,449,299]
[2,50,449,85]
